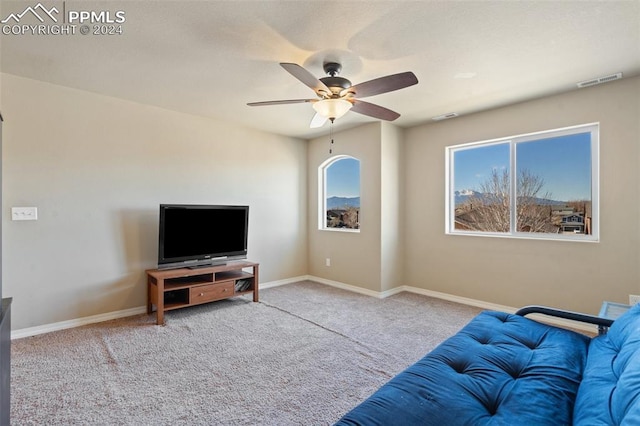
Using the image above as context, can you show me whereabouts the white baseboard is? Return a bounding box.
[259,275,311,290]
[306,277,597,334]
[12,306,148,340]
[12,276,597,338]
[12,276,312,339]
[305,276,384,298]
[398,285,517,313]
[399,285,597,333]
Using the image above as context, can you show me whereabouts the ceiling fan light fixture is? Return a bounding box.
[313,98,352,120]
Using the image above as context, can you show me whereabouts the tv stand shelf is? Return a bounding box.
[146,261,259,325]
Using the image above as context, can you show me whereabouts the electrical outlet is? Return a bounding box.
[325,258,331,267]
[629,294,640,305]
[11,207,38,221]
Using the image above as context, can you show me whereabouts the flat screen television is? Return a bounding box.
[157,204,249,270]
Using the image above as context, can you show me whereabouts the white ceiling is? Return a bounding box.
[2,0,639,139]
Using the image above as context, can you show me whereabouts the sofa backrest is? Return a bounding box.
[573,303,640,424]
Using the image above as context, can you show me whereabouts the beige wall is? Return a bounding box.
[308,123,383,291]
[1,73,308,330]
[403,76,640,314]
[380,123,403,293]
[307,122,405,294]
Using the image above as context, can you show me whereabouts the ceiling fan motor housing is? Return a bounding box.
[323,62,342,76]
[320,76,352,96]
[321,62,353,96]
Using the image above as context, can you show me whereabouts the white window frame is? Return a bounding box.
[318,155,361,233]
[445,123,599,242]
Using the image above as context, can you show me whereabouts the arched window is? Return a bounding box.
[319,156,361,231]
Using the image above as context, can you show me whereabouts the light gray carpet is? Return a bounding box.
[11,281,482,425]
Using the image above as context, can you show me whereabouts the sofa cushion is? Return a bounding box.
[573,303,640,425]
[335,311,591,426]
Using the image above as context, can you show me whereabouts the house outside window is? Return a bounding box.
[446,123,599,241]
[319,155,360,231]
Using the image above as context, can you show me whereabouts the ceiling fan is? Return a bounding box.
[247,62,419,128]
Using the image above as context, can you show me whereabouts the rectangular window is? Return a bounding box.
[446,123,599,241]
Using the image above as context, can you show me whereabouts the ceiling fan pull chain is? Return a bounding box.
[329,120,334,154]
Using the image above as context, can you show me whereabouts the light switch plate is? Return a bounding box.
[11,207,38,221]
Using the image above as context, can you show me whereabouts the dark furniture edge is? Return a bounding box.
[515,305,614,328]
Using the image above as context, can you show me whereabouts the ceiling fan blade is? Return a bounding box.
[280,63,331,96]
[310,113,328,128]
[351,100,401,121]
[247,99,315,106]
[345,71,418,98]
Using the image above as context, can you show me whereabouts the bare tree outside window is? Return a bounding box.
[457,168,551,233]
[516,169,554,233]
[457,168,510,232]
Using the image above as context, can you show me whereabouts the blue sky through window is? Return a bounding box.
[516,133,591,201]
[454,143,509,193]
[453,132,591,202]
[327,158,360,198]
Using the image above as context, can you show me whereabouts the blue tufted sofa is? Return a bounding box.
[335,303,640,425]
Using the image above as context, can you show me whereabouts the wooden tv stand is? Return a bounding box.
[146,260,259,325]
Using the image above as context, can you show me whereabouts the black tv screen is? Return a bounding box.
[158,204,249,270]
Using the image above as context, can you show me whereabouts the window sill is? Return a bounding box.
[320,228,360,234]
[446,230,599,243]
